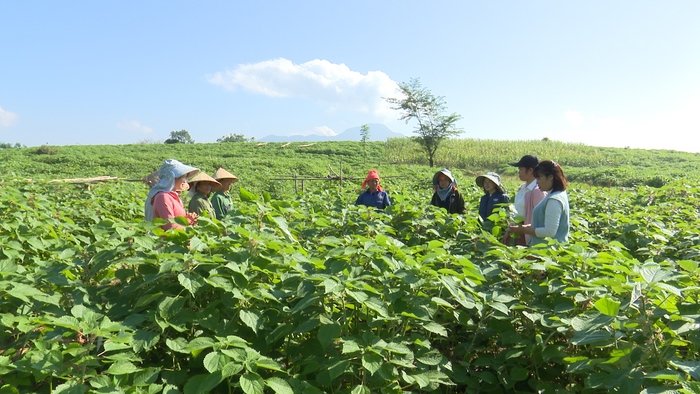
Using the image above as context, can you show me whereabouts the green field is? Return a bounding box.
[1,139,700,393]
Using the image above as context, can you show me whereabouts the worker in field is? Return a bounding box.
[507,160,570,246]
[187,172,221,219]
[145,159,200,230]
[356,169,391,209]
[430,168,466,214]
[475,172,509,231]
[503,155,546,245]
[210,167,239,220]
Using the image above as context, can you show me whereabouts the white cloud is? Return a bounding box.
[292,126,337,137]
[551,96,700,152]
[0,107,18,127]
[207,58,399,120]
[116,120,153,134]
[563,110,584,126]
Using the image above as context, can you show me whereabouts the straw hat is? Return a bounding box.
[188,172,221,189]
[212,167,239,182]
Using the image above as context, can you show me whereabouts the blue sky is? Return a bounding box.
[2,1,699,152]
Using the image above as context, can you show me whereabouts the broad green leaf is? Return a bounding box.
[362,352,383,375]
[158,296,186,321]
[571,330,614,347]
[422,322,448,337]
[594,297,621,317]
[106,361,142,375]
[184,372,223,394]
[239,188,258,202]
[639,264,673,284]
[318,323,341,350]
[240,372,265,394]
[351,385,371,394]
[178,272,205,296]
[239,310,260,334]
[265,377,293,394]
[671,361,700,380]
[203,351,228,373]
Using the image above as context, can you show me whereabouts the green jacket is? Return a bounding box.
[188,192,215,219]
[211,190,232,220]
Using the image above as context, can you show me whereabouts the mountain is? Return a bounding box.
[259,124,407,142]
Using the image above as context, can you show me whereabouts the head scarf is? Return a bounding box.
[433,168,457,202]
[361,169,382,191]
[144,159,199,221]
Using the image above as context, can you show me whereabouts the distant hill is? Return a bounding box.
[260,124,407,142]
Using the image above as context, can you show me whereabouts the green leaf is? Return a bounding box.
[351,385,371,394]
[265,377,294,394]
[671,361,700,380]
[239,310,260,334]
[422,321,448,337]
[178,272,205,296]
[239,188,258,202]
[318,323,341,350]
[106,361,142,375]
[362,352,383,375]
[184,371,223,394]
[240,372,265,394]
[204,351,228,373]
[639,264,673,284]
[594,297,620,317]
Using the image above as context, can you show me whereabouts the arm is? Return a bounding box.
[534,199,563,239]
[383,192,391,207]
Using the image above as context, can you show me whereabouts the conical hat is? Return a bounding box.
[212,167,239,181]
[188,171,221,187]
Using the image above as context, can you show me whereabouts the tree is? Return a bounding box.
[165,130,194,144]
[385,78,463,167]
[360,124,370,161]
[217,133,254,143]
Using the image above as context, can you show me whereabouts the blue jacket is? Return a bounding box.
[356,189,390,209]
[478,191,510,222]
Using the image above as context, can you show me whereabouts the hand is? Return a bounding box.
[186,212,199,225]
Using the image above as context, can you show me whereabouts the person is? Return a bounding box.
[430,168,466,214]
[355,169,390,209]
[475,172,510,230]
[210,167,239,220]
[503,155,546,245]
[145,159,199,231]
[508,160,570,246]
[187,172,221,218]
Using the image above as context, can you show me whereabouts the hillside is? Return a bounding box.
[1,138,698,195]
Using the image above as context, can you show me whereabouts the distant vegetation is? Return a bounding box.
[2,138,700,392]
[1,138,697,192]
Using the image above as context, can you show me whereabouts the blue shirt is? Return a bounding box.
[356,189,391,209]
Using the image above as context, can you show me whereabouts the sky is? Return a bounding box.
[2,1,700,152]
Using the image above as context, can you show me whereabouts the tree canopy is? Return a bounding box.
[165,130,194,144]
[385,78,463,167]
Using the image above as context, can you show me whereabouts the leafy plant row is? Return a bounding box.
[1,179,700,393]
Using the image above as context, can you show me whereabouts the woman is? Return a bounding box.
[355,169,390,209]
[430,168,465,214]
[210,167,239,220]
[145,159,199,230]
[475,172,509,230]
[508,160,570,246]
[503,155,546,245]
[187,172,221,218]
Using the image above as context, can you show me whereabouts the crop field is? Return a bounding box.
[1,139,700,393]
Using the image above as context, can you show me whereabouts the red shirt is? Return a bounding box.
[151,191,186,230]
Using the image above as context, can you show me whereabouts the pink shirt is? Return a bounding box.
[151,191,186,230]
